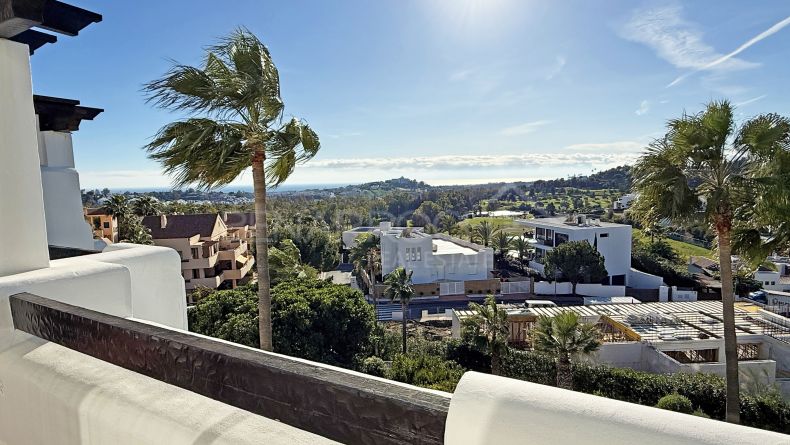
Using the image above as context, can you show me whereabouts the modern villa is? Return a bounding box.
[344,222,494,284]
[1,2,787,444]
[518,215,665,291]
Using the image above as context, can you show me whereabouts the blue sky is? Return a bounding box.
[31,0,790,189]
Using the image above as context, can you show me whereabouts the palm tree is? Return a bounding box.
[511,236,531,273]
[383,267,414,354]
[350,234,381,304]
[474,220,495,247]
[462,295,509,375]
[103,194,130,221]
[439,213,457,233]
[492,231,513,258]
[631,100,790,423]
[144,29,320,351]
[531,311,600,390]
[133,195,162,216]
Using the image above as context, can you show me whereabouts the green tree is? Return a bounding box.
[268,239,317,286]
[120,215,153,245]
[491,231,513,259]
[473,220,495,247]
[132,195,162,216]
[103,194,131,220]
[511,235,531,273]
[531,311,600,389]
[188,279,374,367]
[349,233,381,303]
[383,267,414,354]
[144,29,321,351]
[543,240,608,295]
[631,100,790,423]
[462,295,510,375]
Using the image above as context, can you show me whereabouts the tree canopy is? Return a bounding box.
[543,240,608,294]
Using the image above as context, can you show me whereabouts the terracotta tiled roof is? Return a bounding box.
[142,214,221,239]
[85,207,110,216]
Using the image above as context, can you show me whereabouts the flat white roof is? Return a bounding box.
[518,217,630,230]
[432,238,478,255]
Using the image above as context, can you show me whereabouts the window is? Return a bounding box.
[192,269,200,279]
[191,247,200,259]
[415,247,422,261]
[599,233,609,238]
[103,222,110,229]
[771,281,776,286]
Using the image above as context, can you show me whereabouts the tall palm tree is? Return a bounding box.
[133,195,162,216]
[463,295,510,375]
[144,29,320,351]
[531,311,600,390]
[474,220,495,247]
[383,267,414,354]
[631,100,790,423]
[439,213,457,233]
[350,234,381,305]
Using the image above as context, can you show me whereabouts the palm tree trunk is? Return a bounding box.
[253,155,273,351]
[491,352,501,376]
[718,225,740,423]
[556,354,573,390]
[401,301,407,354]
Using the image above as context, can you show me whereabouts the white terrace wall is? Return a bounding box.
[533,281,625,297]
[629,268,665,289]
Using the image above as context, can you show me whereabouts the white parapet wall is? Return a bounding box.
[0,333,338,445]
[445,372,788,445]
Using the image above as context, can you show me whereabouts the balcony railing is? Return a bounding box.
[9,293,449,445]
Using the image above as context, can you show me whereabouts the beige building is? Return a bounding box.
[222,211,256,244]
[142,213,255,293]
[84,207,119,243]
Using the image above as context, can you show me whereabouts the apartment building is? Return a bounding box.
[84,207,118,243]
[518,215,663,289]
[142,213,255,291]
[222,211,256,244]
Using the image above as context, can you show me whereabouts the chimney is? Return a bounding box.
[160,214,167,229]
[221,211,228,222]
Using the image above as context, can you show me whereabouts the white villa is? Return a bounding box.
[518,215,665,290]
[613,193,637,210]
[755,256,790,293]
[0,2,785,444]
[343,222,494,284]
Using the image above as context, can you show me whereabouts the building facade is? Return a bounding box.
[84,207,119,243]
[142,214,255,292]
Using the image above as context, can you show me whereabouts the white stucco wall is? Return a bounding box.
[445,372,788,445]
[39,131,95,250]
[629,268,665,289]
[0,39,50,276]
[0,334,338,445]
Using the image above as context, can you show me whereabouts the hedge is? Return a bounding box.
[500,350,790,433]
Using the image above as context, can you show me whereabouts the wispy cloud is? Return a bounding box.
[620,4,759,84]
[564,140,645,153]
[736,94,767,107]
[669,15,790,86]
[301,152,639,170]
[635,100,650,116]
[545,55,567,80]
[499,120,553,136]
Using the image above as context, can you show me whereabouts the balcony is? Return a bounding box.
[218,239,248,261]
[224,255,255,280]
[187,271,226,289]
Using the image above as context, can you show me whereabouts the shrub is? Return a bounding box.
[656,393,694,414]
[445,339,491,373]
[498,349,790,433]
[387,353,465,392]
[360,357,387,377]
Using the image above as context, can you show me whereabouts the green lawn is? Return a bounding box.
[456,216,525,235]
[633,229,714,261]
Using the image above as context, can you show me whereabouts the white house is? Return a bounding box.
[755,257,790,293]
[344,222,493,284]
[517,215,663,289]
[613,193,637,210]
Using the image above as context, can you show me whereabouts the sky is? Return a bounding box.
[30,0,790,189]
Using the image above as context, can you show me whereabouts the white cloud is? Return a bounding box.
[545,55,567,80]
[564,140,645,153]
[620,4,758,83]
[669,14,790,86]
[300,152,639,170]
[499,120,553,136]
[736,94,767,107]
[635,100,650,116]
